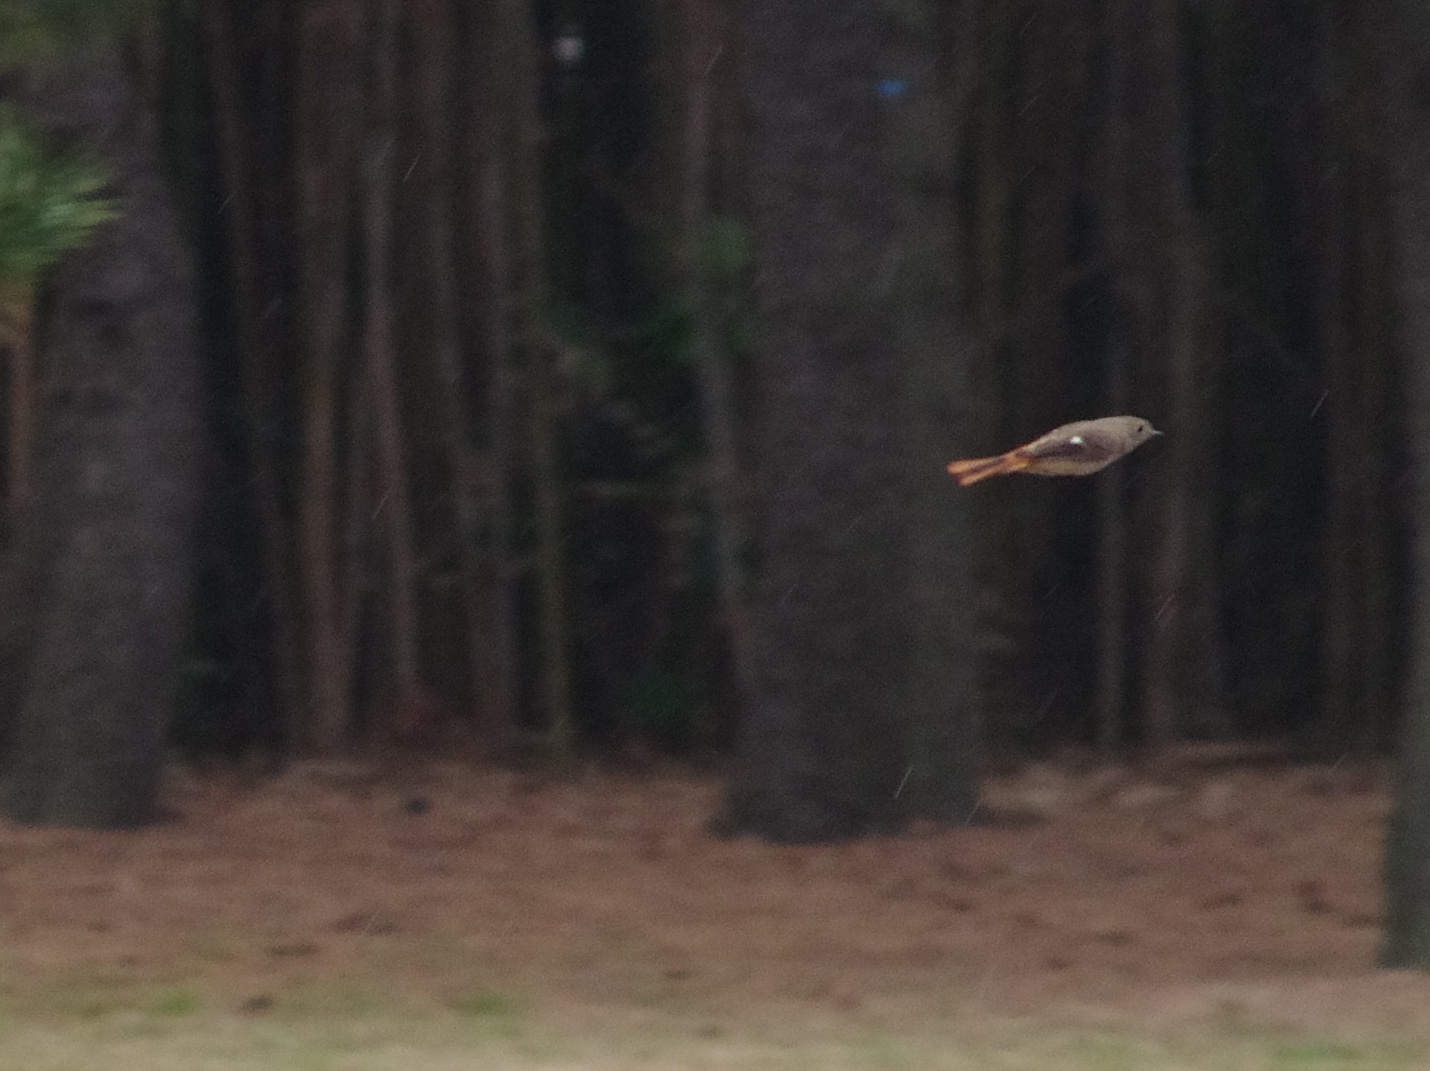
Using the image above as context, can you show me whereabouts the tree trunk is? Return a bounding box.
[4,284,35,522]
[0,47,202,827]
[893,1,981,821]
[1313,2,1398,758]
[456,0,520,751]
[1004,0,1090,752]
[963,1,1021,760]
[1140,0,1228,749]
[1381,0,1430,970]
[723,0,978,842]
[361,0,422,705]
[1094,0,1136,752]
[1315,0,1363,756]
[508,0,575,758]
[295,0,361,751]
[1352,68,1399,755]
[675,0,758,724]
[203,0,304,748]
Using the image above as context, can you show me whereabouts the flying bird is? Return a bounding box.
[946,416,1161,487]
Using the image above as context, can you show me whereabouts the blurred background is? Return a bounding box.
[0,0,1410,821]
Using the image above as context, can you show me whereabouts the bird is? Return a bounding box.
[946,416,1162,487]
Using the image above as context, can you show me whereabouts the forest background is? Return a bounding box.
[0,0,1425,862]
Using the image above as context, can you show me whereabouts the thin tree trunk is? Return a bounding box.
[457,0,520,751]
[676,0,757,721]
[2,284,35,531]
[362,0,421,703]
[509,0,575,758]
[1009,0,1089,748]
[1095,0,1135,752]
[295,0,361,750]
[965,1,1023,761]
[5,288,34,519]
[1142,0,1215,750]
[1382,0,1430,969]
[203,0,304,743]
[340,367,373,678]
[1315,4,1396,758]
[1315,0,1361,755]
[1356,127,1397,754]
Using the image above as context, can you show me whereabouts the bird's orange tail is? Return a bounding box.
[946,452,1030,486]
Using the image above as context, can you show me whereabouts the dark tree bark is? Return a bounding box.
[0,48,202,827]
[1094,0,1137,751]
[204,0,304,749]
[1136,0,1230,748]
[1316,0,1361,756]
[1311,1,1399,757]
[1139,0,1203,749]
[997,0,1091,753]
[722,0,978,842]
[295,0,361,750]
[454,0,520,751]
[509,0,575,758]
[360,0,421,707]
[1382,0,1430,970]
[674,0,759,725]
[893,1,982,822]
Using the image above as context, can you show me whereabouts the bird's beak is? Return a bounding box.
[1151,429,1165,436]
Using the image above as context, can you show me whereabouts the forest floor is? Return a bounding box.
[0,748,1427,1069]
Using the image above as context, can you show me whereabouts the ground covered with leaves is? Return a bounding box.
[0,751,1427,1069]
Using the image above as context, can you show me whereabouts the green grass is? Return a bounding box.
[447,989,520,1020]
[0,978,1424,1070]
[144,986,201,1018]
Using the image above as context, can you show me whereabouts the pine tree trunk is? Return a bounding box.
[456,0,520,750]
[674,0,758,722]
[508,0,575,758]
[1093,0,1137,752]
[1381,0,1430,970]
[295,0,362,750]
[1141,0,1226,749]
[4,285,35,522]
[0,47,202,827]
[361,0,422,705]
[894,1,982,820]
[723,0,979,842]
[203,0,304,747]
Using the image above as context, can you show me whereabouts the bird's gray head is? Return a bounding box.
[1115,416,1162,446]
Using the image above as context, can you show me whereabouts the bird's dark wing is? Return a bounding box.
[1021,427,1126,463]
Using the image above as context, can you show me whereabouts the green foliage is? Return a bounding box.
[545,300,617,401]
[0,104,117,287]
[701,214,752,283]
[0,0,129,69]
[701,214,758,359]
[640,295,695,368]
